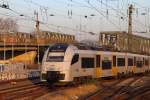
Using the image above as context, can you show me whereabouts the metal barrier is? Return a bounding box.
[0,63,40,81]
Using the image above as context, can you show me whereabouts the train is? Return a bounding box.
[41,43,150,83]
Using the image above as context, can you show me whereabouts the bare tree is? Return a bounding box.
[0,18,18,32]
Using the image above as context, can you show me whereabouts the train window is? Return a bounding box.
[82,58,95,68]
[117,58,125,66]
[128,58,133,66]
[102,60,112,70]
[96,55,101,67]
[113,56,116,66]
[136,61,142,68]
[47,56,64,62]
[0,65,4,72]
[145,59,149,66]
[23,65,25,69]
[71,54,79,65]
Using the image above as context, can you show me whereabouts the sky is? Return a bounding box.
[0,0,150,41]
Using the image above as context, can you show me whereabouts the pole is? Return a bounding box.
[35,11,40,66]
[128,4,133,34]
[36,12,40,34]
[25,34,27,71]
[128,4,133,52]
[148,8,150,32]
[4,32,6,63]
[80,15,82,32]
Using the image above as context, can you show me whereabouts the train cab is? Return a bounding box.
[41,43,77,82]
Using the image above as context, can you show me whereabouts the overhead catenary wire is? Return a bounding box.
[1,0,149,34]
[95,0,150,31]
[0,3,92,34]
[86,0,121,30]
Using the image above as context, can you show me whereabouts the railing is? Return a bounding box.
[0,31,75,46]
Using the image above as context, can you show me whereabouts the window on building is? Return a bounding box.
[82,58,94,68]
[71,54,79,65]
[128,58,133,66]
[113,56,116,66]
[117,58,125,66]
[102,60,112,70]
[96,55,101,67]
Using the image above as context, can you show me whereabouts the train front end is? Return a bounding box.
[41,43,74,83]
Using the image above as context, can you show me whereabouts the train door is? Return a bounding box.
[144,57,149,73]
[127,56,134,74]
[135,56,143,73]
[148,57,150,72]
[112,55,117,76]
[101,53,112,77]
[142,57,145,73]
[133,56,136,73]
[95,54,101,78]
[116,55,126,75]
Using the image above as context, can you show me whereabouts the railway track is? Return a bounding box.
[0,79,77,100]
[83,76,147,100]
[0,76,149,100]
[0,82,49,100]
[82,78,125,100]
[104,77,141,100]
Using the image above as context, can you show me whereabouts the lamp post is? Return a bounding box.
[78,14,96,41]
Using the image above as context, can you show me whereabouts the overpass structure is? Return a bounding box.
[0,31,75,68]
[99,31,150,55]
[0,31,75,46]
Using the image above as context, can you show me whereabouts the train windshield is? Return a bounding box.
[47,56,64,62]
[49,43,68,52]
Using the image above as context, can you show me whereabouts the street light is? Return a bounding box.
[50,14,55,16]
[90,14,95,16]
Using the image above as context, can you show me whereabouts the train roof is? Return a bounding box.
[49,43,112,51]
[73,43,111,51]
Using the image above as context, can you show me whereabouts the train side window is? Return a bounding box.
[96,55,101,67]
[82,58,95,68]
[117,58,125,67]
[145,59,149,66]
[1,65,4,71]
[113,56,116,66]
[136,61,142,68]
[102,60,112,70]
[128,58,133,66]
[143,58,145,65]
[71,54,79,65]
